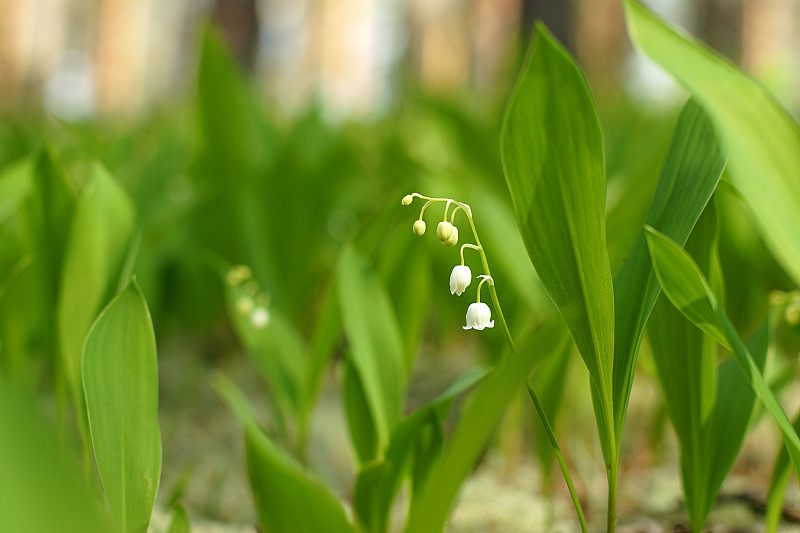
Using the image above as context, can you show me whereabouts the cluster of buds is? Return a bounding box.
[226,264,271,330]
[402,193,495,331]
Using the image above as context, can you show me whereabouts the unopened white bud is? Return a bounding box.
[236,295,254,315]
[413,220,426,236]
[444,227,458,247]
[437,221,454,242]
[250,307,270,329]
[226,265,252,285]
[401,194,414,206]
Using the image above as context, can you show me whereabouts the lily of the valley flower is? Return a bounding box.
[450,265,471,295]
[443,226,458,247]
[437,221,454,242]
[463,302,494,330]
[413,219,426,236]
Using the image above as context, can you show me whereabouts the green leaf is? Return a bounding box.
[706,319,768,502]
[196,24,265,176]
[765,412,800,533]
[59,162,135,395]
[343,360,380,462]
[405,319,570,533]
[83,280,161,533]
[644,228,727,347]
[648,203,764,530]
[29,147,76,297]
[0,384,112,533]
[166,506,190,533]
[501,23,616,460]
[0,158,32,226]
[611,99,725,437]
[353,367,487,533]
[337,246,406,462]
[646,227,800,482]
[623,0,800,287]
[214,374,357,533]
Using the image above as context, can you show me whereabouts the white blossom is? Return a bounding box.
[449,265,472,296]
[463,302,494,330]
[250,307,270,329]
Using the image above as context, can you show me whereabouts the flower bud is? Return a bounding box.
[413,220,426,236]
[401,194,414,206]
[444,227,458,247]
[436,221,454,242]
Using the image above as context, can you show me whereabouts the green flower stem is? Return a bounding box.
[526,381,589,533]
[456,197,588,533]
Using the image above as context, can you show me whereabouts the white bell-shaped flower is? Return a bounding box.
[463,302,494,330]
[449,265,471,296]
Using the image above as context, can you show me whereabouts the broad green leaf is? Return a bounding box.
[765,412,800,533]
[0,384,112,533]
[405,319,569,533]
[166,506,189,533]
[501,23,615,461]
[646,227,800,482]
[305,279,341,412]
[338,247,406,462]
[28,147,76,298]
[59,163,135,394]
[611,99,725,437]
[214,374,357,533]
[83,280,161,533]
[706,319,768,504]
[196,24,265,177]
[222,265,308,445]
[353,367,487,533]
[0,158,32,226]
[343,360,381,462]
[623,0,800,287]
[649,203,765,530]
[645,228,727,347]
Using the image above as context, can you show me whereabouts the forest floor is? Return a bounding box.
[149,336,800,533]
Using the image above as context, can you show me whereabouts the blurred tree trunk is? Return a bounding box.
[211,0,260,71]
[741,0,797,89]
[695,0,741,61]
[521,0,573,51]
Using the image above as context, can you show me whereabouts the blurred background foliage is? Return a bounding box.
[2,0,800,528]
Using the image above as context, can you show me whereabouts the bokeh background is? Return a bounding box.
[2,0,799,121]
[3,1,800,532]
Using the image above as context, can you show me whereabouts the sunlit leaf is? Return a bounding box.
[353,366,487,533]
[83,280,161,533]
[166,506,190,533]
[623,0,800,287]
[501,22,616,463]
[405,319,569,533]
[649,203,764,530]
[214,374,357,533]
[611,99,725,437]
[59,162,135,394]
[646,227,800,481]
[338,246,406,462]
[0,384,112,533]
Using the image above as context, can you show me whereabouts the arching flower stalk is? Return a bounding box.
[401,192,511,344]
[401,192,588,533]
